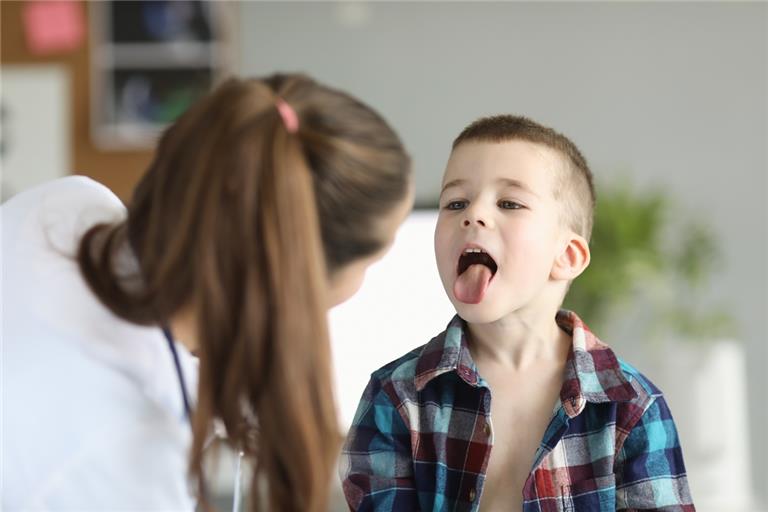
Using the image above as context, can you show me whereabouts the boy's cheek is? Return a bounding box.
[433,227,451,262]
[434,252,455,286]
[434,253,452,279]
[434,241,455,269]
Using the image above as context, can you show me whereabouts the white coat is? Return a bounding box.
[2,177,198,511]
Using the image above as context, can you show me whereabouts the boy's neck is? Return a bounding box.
[466,307,571,371]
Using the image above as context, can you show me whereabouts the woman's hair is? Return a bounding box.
[77,74,411,511]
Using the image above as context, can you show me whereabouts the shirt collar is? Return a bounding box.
[555,310,637,417]
[414,315,478,391]
[414,310,637,417]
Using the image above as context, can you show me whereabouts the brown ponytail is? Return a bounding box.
[77,74,411,511]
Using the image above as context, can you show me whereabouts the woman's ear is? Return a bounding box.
[551,233,591,281]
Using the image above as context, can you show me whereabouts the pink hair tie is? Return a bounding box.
[275,98,299,133]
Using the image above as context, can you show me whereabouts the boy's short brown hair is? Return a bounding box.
[453,115,595,241]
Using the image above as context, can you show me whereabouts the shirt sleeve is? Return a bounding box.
[614,394,696,511]
[339,374,419,511]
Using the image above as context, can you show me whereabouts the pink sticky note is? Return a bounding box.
[23,0,85,55]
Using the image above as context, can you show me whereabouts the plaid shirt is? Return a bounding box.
[340,310,694,511]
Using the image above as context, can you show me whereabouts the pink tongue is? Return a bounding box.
[454,264,493,304]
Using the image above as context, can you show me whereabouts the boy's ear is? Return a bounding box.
[551,233,590,281]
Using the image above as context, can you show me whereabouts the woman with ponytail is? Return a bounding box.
[2,74,413,511]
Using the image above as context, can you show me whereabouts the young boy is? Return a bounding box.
[340,116,694,512]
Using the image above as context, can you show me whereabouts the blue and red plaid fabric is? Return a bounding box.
[340,310,694,511]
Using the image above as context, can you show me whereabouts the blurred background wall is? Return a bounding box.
[1,0,153,200]
[2,1,766,510]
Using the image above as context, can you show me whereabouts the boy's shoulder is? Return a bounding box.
[612,356,667,424]
[591,348,668,433]
[616,357,663,398]
[558,310,666,410]
[369,315,465,388]
[362,320,469,425]
[371,344,425,384]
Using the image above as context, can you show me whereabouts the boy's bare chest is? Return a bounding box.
[477,368,564,512]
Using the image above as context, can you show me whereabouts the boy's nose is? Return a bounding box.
[463,218,486,227]
[461,202,492,229]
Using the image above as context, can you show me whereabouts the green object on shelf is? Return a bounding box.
[157,87,200,123]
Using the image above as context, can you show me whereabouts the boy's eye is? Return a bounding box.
[498,200,523,210]
[445,200,467,210]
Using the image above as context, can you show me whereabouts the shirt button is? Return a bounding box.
[483,422,491,436]
[469,488,477,501]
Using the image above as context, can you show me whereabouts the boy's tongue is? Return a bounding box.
[454,264,493,304]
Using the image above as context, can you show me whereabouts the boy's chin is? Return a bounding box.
[451,300,504,325]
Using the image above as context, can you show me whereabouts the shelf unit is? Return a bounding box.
[90,1,233,149]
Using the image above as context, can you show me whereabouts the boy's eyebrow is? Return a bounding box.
[497,178,540,197]
[440,178,539,197]
[440,179,466,195]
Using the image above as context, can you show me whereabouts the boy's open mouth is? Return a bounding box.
[456,249,498,277]
[454,248,497,304]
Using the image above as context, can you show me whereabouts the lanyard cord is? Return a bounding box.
[162,326,193,424]
[161,326,243,511]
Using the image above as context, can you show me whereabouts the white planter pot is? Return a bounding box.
[652,340,755,511]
